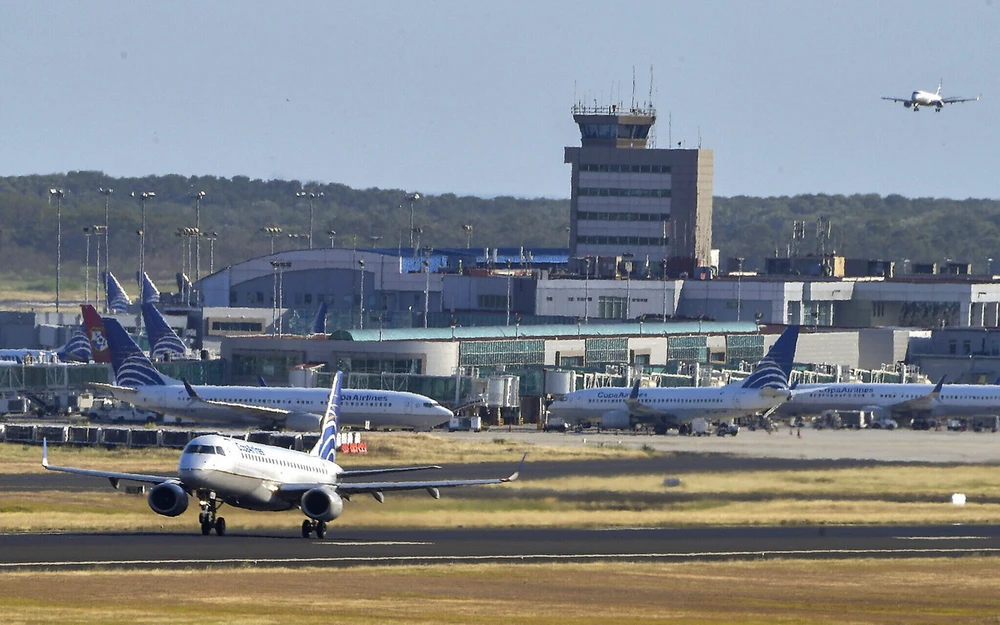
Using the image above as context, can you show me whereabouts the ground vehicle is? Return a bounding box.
[715,422,740,436]
[543,416,571,432]
[947,419,964,431]
[870,418,898,430]
[448,416,483,432]
[87,400,160,425]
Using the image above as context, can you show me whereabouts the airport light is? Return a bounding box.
[584,256,590,324]
[295,190,323,249]
[191,190,206,280]
[83,226,97,304]
[270,260,291,336]
[989,257,994,276]
[368,235,383,248]
[131,191,156,303]
[358,259,365,329]
[98,187,113,312]
[287,233,309,247]
[422,256,431,329]
[205,232,219,274]
[260,226,283,254]
[406,192,421,248]
[49,189,65,313]
[506,258,512,326]
[327,230,337,248]
[463,223,473,249]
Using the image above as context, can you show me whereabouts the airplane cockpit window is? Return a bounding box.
[184,444,221,455]
[556,396,570,402]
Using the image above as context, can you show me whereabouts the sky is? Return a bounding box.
[2,1,999,200]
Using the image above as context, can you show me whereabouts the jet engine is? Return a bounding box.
[147,481,189,517]
[285,412,322,432]
[600,409,631,430]
[903,101,912,108]
[301,486,345,522]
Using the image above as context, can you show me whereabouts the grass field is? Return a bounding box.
[2,559,999,624]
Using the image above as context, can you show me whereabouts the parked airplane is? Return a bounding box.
[547,325,800,433]
[141,302,188,361]
[310,301,328,335]
[882,81,980,112]
[91,317,454,431]
[0,322,95,365]
[138,271,160,304]
[81,304,112,364]
[105,271,132,313]
[45,371,525,537]
[776,377,1000,421]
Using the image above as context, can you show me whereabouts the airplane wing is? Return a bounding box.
[276,454,526,500]
[624,380,665,419]
[888,378,944,412]
[941,95,980,104]
[180,379,293,419]
[881,96,911,103]
[88,382,141,403]
[338,465,442,478]
[41,439,175,488]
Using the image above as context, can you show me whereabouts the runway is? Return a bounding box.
[2,525,1000,570]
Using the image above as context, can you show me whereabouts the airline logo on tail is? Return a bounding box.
[103,317,167,387]
[740,326,799,390]
[57,330,92,363]
[105,272,132,314]
[138,272,160,304]
[80,305,111,364]
[314,371,342,462]
[141,303,186,360]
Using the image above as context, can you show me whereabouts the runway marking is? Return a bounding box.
[5,547,1000,569]
[317,541,433,546]
[894,536,991,541]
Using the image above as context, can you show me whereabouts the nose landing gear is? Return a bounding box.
[198,492,226,536]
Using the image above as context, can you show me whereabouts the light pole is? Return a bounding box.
[463,224,473,249]
[406,192,421,248]
[988,257,994,276]
[358,259,365,329]
[99,187,113,312]
[270,260,291,336]
[412,226,423,253]
[506,258,512,326]
[191,190,206,280]
[295,190,323,249]
[584,256,590,323]
[205,232,219,274]
[327,230,337,248]
[83,226,96,304]
[260,226,282,254]
[49,189,65,313]
[368,235,383,248]
[287,233,309,247]
[131,191,155,302]
[423,258,431,329]
[91,225,106,307]
[625,261,633,320]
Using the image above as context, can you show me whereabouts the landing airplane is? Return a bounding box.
[547,325,800,434]
[90,316,453,431]
[882,81,980,112]
[776,377,1000,421]
[44,371,525,538]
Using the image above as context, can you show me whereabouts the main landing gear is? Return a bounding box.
[302,519,327,539]
[198,492,226,536]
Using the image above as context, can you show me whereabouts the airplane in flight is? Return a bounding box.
[546,325,800,434]
[882,81,980,112]
[90,316,454,431]
[776,377,1000,422]
[44,371,525,537]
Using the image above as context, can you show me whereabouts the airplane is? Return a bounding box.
[44,371,525,538]
[546,325,800,434]
[775,377,1000,422]
[141,302,188,361]
[138,271,160,304]
[310,301,328,335]
[105,271,132,313]
[90,316,454,431]
[882,80,980,112]
[80,304,112,364]
[0,317,97,365]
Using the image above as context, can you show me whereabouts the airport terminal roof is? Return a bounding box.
[328,321,761,342]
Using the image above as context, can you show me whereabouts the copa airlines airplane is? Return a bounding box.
[547,325,800,433]
[776,378,1000,421]
[44,371,525,538]
[882,81,980,112]
[91,317,454,431]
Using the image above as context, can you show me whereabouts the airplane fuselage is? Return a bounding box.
[778,383,1000,418]
[114,384,453,430]
[908,90,943,110]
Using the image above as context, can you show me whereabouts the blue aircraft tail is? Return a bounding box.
[105,272,132,314]
[313,371,343,462]
[103,317,172,387]
[141,303,186,361]
[138,272,160,305]
[57,328,92,363]
[740,325,799,390]
[311,302,328,335]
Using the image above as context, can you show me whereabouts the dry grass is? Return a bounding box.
[1,558,999,624]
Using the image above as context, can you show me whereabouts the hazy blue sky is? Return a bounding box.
[2,1,997,200]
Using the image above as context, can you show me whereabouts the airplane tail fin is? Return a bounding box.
[103,317,175,387]
[141,303,186,361]
[937,79,943,95]
[105,272,132,314]
[138,272,160,305]
[312,371,343,461]
[80,304,112,364]
[311,302,328,335]
[56,329,92,363]
[741,325,799,391]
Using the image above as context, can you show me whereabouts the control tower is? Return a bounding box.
[564,103,713,276]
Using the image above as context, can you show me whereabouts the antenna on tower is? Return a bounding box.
[668,111,672,148]
[631,66,637,110]
[648,65,655,109]
[698,126,702,149]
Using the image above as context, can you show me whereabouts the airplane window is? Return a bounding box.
[215,447,226,456]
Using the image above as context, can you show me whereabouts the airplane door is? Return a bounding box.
[405,398,413,414]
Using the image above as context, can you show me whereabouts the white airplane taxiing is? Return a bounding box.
[882,81,980,112]
[91,316,454,431]
[44,371,526,537]
[547,325,800,434]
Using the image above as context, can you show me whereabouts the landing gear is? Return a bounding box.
[198,492,226,536]
[301,519,327,539]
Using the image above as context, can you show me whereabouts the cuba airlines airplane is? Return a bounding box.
[45,372,525,538]
[547,325,799,433]
[882,81,980,112]
[777,378,1000,421]
[91,317,453,431]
